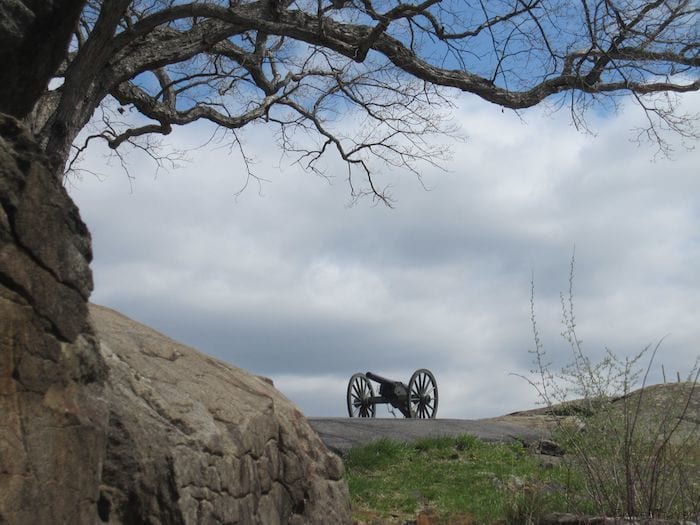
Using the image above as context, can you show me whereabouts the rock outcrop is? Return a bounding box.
[2,6,350,519]
[0,114,107,524]
[1,103,350,525]
[90,303,351,524]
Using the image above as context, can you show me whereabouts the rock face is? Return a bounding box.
[2,4,350,521]
[1,116,350,524]
[0,114,107,524]
[91,303,351,525]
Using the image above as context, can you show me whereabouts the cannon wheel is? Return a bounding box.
[347,373,376,418]
[407,369,438,419]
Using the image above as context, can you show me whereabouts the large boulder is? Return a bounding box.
[2,4,350,520]
[90,303,351,524]
[0,113,351,523]
[0,114,107,524]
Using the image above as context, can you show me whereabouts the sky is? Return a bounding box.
[67,92,700,419]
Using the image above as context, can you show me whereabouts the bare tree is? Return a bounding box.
[27,0,700,202]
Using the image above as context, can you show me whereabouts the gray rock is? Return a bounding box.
[532,438,565,457]
[1,3,350,518]
[0,114,107,525]
[91,304,351,524]
[308,416,552,454]
[1,114,350,523]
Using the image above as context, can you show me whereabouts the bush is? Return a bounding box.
[523,255,700,522]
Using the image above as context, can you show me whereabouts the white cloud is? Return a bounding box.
[69,92,700,418]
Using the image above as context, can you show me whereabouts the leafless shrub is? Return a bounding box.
[522,255,700,521]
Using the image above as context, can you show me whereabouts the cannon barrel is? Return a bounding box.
[365,371,398,386]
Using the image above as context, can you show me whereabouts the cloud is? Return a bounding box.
[69,92,700,418]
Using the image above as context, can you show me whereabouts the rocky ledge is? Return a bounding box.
[91,304,351,524]
[1,113,351,523]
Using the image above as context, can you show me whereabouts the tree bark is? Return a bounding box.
[0,0,86,118]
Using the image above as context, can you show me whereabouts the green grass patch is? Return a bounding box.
[344,435,577,524]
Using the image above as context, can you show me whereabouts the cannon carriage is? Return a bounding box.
[346,369,438,418]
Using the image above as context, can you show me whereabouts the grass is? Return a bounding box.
[344,261,700,524]
[344,434,580,524]
[342,386,700,525]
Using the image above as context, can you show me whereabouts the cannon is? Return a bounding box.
[346,369,438,418]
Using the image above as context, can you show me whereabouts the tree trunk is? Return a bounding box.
[0,0,85,119]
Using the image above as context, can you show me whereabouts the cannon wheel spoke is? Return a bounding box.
[346,373,376,418]
[407,369,438,419]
